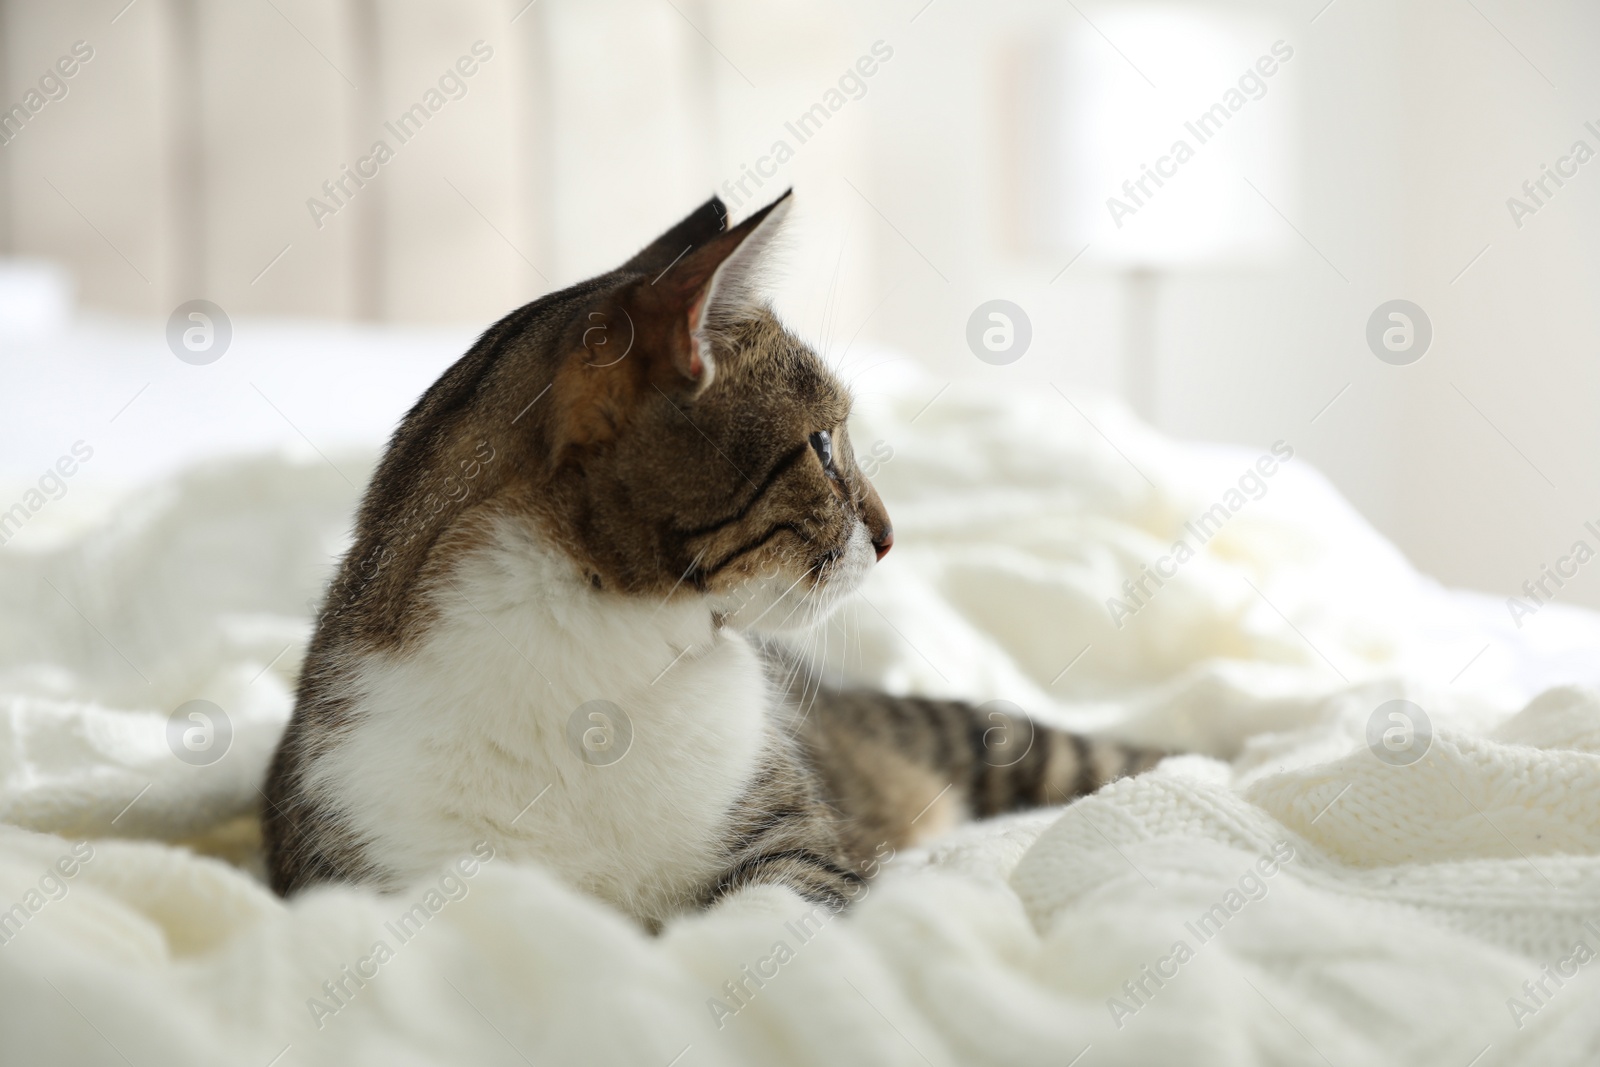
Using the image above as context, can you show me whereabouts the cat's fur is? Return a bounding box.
[261,191,1162,926]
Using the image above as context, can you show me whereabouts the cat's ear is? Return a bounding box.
[555,192,791,450]
[620,196,730,274]
[626,190,792,394]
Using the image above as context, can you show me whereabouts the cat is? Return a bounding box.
[261,191,1163,927]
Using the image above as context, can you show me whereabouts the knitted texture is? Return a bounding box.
[2,375,1597,1065]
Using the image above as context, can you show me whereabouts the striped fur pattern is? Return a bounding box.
[261,192,1164,924]
[705,684,1163,912]
[793,689,1165,874]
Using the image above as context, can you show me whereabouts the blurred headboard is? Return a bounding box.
[0,0,748,322]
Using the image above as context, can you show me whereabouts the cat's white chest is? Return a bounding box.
[303,525,771,922]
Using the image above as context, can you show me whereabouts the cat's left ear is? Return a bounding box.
[620,195,729,274]
[627,190,792,395]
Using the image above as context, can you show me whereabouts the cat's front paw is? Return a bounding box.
[709,882,812,921]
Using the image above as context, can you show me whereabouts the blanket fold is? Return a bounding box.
[2,376,1597,1065]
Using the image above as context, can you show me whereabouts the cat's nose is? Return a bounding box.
[857,475,892,562]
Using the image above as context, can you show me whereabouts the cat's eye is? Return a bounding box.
[809,430,835,471]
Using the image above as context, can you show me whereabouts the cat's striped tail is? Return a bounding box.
[799,690,1168,851]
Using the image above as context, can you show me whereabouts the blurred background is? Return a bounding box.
[2,0,1599,609]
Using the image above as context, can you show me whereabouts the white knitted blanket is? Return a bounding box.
[2,370,1598,1066]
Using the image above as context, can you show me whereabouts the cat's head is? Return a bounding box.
[382,192,891,636]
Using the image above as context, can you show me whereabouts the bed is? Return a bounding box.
[2,319,1598,1066]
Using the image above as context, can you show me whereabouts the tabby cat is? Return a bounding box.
[261,191,1162,926]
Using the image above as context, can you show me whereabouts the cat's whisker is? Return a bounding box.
[773,577,821,630]
[817,236,846,367]
[836,279,904,369]
[743,564,820,630]
[854,601,865,677]
[842,355,915,393]
[795,584,836,725]
[775,635,809,698]
[786,634,825,738]
[652,549,707,618]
